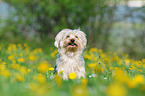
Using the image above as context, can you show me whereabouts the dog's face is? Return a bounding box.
[55,29,87,52]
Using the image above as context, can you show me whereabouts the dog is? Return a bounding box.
[54,29,87,79]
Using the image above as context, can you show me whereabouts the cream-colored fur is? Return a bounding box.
[54,29,87,79]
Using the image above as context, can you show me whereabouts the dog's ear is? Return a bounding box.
[78,30,87,48]
[54,29,71,48]
[81,32,87,47]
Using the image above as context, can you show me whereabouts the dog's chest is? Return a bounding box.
[57,55,82,73]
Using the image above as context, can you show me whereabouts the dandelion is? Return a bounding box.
[129,67,132,70]
[27,68,31,72]
[0,69,11,78]
[124,59,130,66]
[8,55,15,61]
[89,48,98,53]
[81,78,88,85]
[19,66,27,75]
[54,75,62,87]
[19,53,23,57]
[28,55,36,61]
[142,59,145,63]
[59,70,64,74]
[33,73,46,83]
[106,83,127,96]
[93,65,103,74]
[134,75,144,84]
[88,63,97,68]
[84,54,91,60]
[17,58,25,63]
[50,49,58,58]
[113,69,130,83]
[14,73,25,82]
[10,63,20,70]
[127,79,137,89]
[49,67,54,71]
[69,72,76,79]
[38,63,49,73]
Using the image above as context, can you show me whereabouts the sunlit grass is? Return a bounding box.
[0,43,145,96]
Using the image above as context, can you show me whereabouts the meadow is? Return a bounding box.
[0,42,145,96]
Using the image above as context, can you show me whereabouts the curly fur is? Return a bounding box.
[54,29,87,79]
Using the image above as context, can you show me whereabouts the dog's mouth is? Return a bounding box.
[66,42,78,52]
[68,43,78,47]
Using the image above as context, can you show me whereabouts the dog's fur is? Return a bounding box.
[54,29,87,79]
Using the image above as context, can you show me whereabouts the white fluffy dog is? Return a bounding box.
[54,29,87,79]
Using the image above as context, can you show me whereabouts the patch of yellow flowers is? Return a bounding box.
[0,44,145,96]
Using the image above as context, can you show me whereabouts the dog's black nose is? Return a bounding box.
[71,39,75,43]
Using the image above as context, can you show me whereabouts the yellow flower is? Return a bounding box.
[27,69,31,72]
[106,83,127,96]
[84,54,91,60]
[69,72,76,79]
[17,58,25,63]
[8,55,15,61]
[89,48,98,53]
[99,49,103,53]
[88,63,97,68]
[100,53,105,58]
[93,65,103,74]
[134,75,144,84]
[19,53,23,57]
[112,56,119,62]
[10,64,20,70]
[113,69,130,83]
[50,49,58,58]
[109,67,114,70]
[49,67,54,71]
[2,62,6,65]
[81,78,88,85]
[59,70,64,74]
[33,48,43,54]
[142,59,145,63]
[54,75,62,87]
[0,64,5,70]
[129,67,132,70]
[24,43,28,47]
[124,59,130,66]
[29,55,36,61]
[0,69,11,78]
[38,63,49,73]
[19,66,27,75]
[14,73,25,82]
[33,73,46,83]
[103,58,110,64]
[127,79,137,89]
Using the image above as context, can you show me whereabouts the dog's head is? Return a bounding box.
[54,29,87,52]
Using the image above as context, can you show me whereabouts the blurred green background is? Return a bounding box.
[0,0,145,59]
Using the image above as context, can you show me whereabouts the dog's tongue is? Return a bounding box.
[71,43,74,46]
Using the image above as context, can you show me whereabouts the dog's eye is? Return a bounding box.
[66,36,70,38]
[75,36,78,38]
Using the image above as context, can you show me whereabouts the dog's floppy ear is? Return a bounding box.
[81,31,87,47]
[54,29,71,48]
[77,30,87,48]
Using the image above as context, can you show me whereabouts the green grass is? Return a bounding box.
[0,40,145,96]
